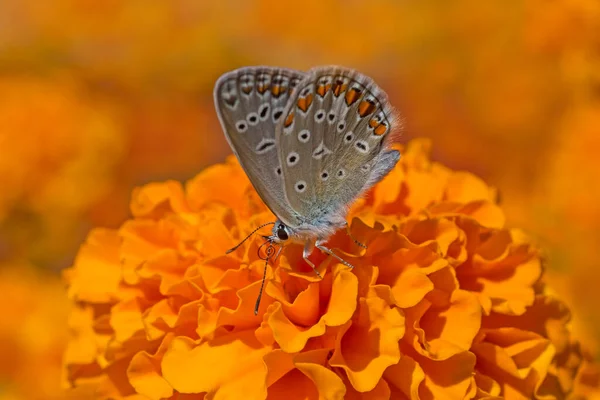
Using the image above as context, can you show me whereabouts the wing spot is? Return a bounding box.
[344,131,354,143]
[312,141,332,160]
[273,108,284,122]
[222,91,238,109]
[247,112,259,126]
[358,98,377,117]
[321,171,329,181]
[337,121,346,132]
[317,84,331,97]
[275,166,282,176]
[236,121,248,133]
[255,138,276,154]
[271,85,286,97]
[259,103,270,121]
[361,164,370,172]
[327,111,336,124]
[239,74,254,95]
[336,169,347,180]
[345,87,363,106]
[354,140,369,154]
[333,77,348,96]
[295,181,307,193]
[297,94,313,113]
[256,73,271,94]
[315,109,325,123]
[298,129,311,143]
[373,123,388,136]
[287,152,300,167]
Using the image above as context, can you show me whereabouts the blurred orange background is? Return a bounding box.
[0,1,598,398]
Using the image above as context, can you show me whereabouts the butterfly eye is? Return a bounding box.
[276,226,289,240]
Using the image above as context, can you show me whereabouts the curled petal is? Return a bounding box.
[161,332,271,398]
[343,374,391,400]
[330,296,405,392]
[384,355,425,400]
[131,181,188,218]
[295,350,347,400]
[417,351,477,400]
[268,267,358,353]
[127,334,174,400]
[419,289,482,360]
[268,302,326,353]
[389,269,434,309]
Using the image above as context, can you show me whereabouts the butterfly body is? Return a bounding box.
[214,65,401,311]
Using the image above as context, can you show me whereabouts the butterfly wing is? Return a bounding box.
[276,66,401,221]
[214,66,307,225]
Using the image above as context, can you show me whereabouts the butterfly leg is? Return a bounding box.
[303,240,323,279]
[344,222,367,249]
[315,240,356,269]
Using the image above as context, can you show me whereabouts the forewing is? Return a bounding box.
[276,66,400,219]
[214,66,306,225]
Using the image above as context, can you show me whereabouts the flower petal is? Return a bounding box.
[417,351,477,400]
[419,289,482,360]
[330,296,405,392]
[130,181,188,218]
[384,355,425,400]
[127,335,174,400]
[390,269,434,309]
[161,332,270,398]
[295,350,347,400]
[66,228,122,303]
[268,303,326,353]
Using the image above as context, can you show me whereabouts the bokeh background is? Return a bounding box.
[0,1,598,398]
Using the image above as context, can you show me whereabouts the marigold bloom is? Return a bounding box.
[63,139,598,399]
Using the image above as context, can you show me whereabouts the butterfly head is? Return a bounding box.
[265,221,292,245]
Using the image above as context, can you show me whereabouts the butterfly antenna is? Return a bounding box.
[254,257,269,315]
[225,222,276,254]
[254,240,278,315]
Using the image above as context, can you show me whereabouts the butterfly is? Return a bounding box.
[214,66,401,314]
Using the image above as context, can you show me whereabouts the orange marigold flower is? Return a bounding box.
[63,139,599,399]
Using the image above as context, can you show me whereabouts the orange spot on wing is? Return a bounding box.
[369,119,379,129]
[333,82,347,96]
[242,86,252,94]
[374,124,388,136]
[297,94,313,113]
[345,88,362,106]
[316,84,331,97]
[258,84,269,94]
[358,100,377,117]
[271,85,285,97]
[284,112,295,128]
